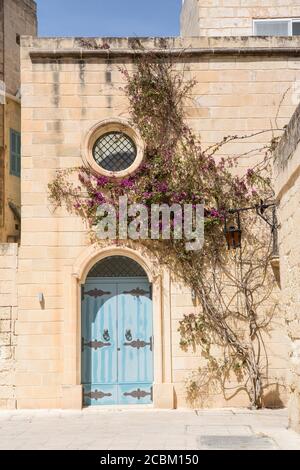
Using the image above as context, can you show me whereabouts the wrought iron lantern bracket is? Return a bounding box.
[224,201,279,256]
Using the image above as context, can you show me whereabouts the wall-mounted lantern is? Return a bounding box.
[224,211,242,250]
[223,201,278,257]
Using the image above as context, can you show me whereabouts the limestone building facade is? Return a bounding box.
[274,105,300,432]
[0,0,36,410]
[0,1,299,434]
[12,34,300,410]
[181,0,300,37]
[180,0,300,432]
[0,0,37,243]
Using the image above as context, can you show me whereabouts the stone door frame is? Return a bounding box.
[61,244,174,409]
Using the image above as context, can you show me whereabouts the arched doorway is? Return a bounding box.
[81,256,153,406]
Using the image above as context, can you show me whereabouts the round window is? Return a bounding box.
[92,131,137,173]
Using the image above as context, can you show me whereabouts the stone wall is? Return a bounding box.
[274,104,300,432]
[0,0,37,242]
[0,243,18,409]
[181,0,300,37]
[0,0,5,229]
[180,0,200,37]
[3,0,37,95]
[15,36,300,409]
[2,98,22,243]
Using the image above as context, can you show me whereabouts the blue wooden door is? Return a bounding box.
[117,280,153,405]
[81,281,118,406]
[82,277,153,406]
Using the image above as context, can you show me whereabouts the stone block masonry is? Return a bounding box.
[275,103,300,432]
[0,0,37,241]
[0,243,18,409]
[2,0,37,95]
[16,35,300,409]
[181,0,300,37]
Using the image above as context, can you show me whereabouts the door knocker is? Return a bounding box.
[103,329,110,342]
[125,329,132,342]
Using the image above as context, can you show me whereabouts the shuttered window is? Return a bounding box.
[10,129,21,177]
[292,21,300,36]
[254,19,300,37]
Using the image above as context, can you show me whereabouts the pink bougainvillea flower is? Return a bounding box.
[156,182,168,193]
[96,176,109,186]
[210,209,220,218]
[94,192,106,204]
[120,179,135,189]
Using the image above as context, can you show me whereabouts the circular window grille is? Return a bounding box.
[92,131,137,172]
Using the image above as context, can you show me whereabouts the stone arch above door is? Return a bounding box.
[74,244,159,285]
[61,243,174,410]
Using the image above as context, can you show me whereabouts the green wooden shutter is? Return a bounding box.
[16,132,21,176]
[10,129,16,175]
[10,129,21,177]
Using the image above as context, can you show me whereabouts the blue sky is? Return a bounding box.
[35,0,182,37]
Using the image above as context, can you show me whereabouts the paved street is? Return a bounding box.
[0,408,299,450]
